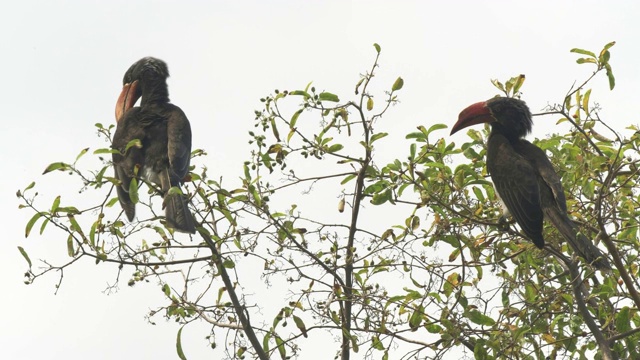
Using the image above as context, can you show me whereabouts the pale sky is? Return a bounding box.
[2,1,639,359]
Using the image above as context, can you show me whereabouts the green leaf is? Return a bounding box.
[95,166,108,184]
[106,197,119,208]
[51,196,61,213]
[162,284,171,296]
[570,48,596,58]
[304,81,313,93]
[290,109,303,128]
[286,128,296,143]
[176,325,187,360]
[351,334,359,353]
[409,306,423,330]
[367,97,374,111]
[524,283,537,303]
[129,178,139,204]
[405,132,427,141]
[318,92,339,102]
[75,148,89,162]
[582,88,591,113]
[292,315,308,338]
[370,132,388,144]
[39,218,49,235]
[615,306,632,333]
[341,174,357,185]
[354,77,365,95]
[391,77,404,91]
[373,43,381,53]
[327,144,344,153]
[491,79,505,92]
[25,212,42,237]
[501,289,510,307]
[512,74,526,94]
[24,181,36,193]
[371,189,391,205]
[599,49,610,64]
[68,214,82,233]
[124,139,143,153]
[372,336,385,350]
[289,90,311,99]
[605,63,615,90]
[425,323,442,333]
[602,41,616,51]
[66,234,75,257]
[243,163,251,181]
[93,148,120,155]
[410,215,420,231]
[472,186,485,202]
[270,117,280,141]
[18,246,32,268]
[466,310,496,326]
[576,57,596,64]
[222,258,235,269]
[474,340,489,360]
[42,162,70,174]
[89,220,97,247]
[275,335,286,359]
[505,77,515,95]
[216,286,226,305]
[425,123,448,137]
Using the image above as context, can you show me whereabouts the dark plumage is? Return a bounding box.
[451,97,610,270]
[112,57,196,233]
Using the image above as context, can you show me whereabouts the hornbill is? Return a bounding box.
[450,97,610,270]
[112,57,196,234]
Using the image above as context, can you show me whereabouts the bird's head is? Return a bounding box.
[450,97,533,139]
[115,57,170,122]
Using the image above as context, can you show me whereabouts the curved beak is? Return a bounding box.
[115,80,140,122]
[450,101,494,135]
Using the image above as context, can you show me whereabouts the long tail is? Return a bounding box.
[545,207,611,270]
[164,192,196,234]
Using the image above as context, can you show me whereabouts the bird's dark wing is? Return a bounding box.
[165,104,192,186]
[113,164,135,221]
[518,141,611,269]
[487,134,545,248]
[112,107,147,221]
[516,140,567,213]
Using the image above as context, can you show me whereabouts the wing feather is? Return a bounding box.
[487,134,544,248]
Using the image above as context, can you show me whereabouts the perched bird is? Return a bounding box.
[450,97,610,270]
[112,57,196,233]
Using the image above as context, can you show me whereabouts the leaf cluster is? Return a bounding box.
[17,42,640,360]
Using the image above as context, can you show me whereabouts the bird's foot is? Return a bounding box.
[498,216,510,231]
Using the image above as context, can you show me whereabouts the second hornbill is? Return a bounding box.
[450,97,610,270]
[112,57,196,233]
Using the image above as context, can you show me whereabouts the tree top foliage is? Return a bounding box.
[17,42,640,360]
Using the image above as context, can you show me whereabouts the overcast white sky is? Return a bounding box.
[2,1,639,359]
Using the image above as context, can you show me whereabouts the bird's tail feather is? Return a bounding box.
[545,207,611,270]
[164,193,196,234]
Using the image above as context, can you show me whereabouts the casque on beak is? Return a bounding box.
[450,101,494,135]
[115,80,140,122]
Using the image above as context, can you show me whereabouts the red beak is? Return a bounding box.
[450,101,495,135]
[115,80,140,122]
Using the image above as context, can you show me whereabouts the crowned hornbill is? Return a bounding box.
[450,97,610,270]
[112,57,196,233]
